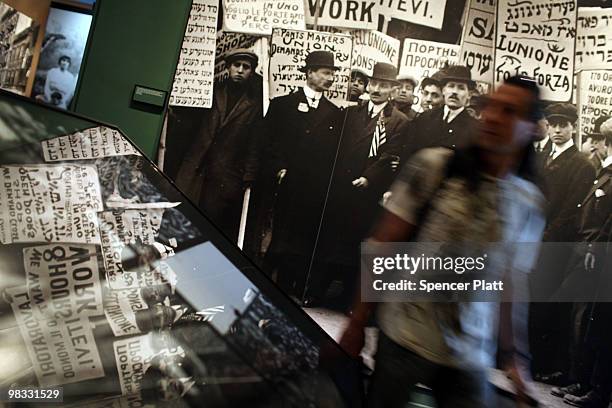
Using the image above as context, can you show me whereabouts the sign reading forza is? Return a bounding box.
[494,0,577,101]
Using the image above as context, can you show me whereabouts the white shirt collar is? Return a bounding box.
[368,101,387,117]
[534,136,549,150]
[303,85,322,101]
[602,155,612,169]
[443,105,464,123]
[551,138,574,159]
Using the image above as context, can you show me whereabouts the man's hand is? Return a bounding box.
[585,252,596,271]
[339,320,366,359]
[277,169,287,184]
[352,177,369,189]
[382,191,392,206]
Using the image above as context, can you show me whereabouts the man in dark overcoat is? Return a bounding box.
[530,103,597,383]
[174,49,263,243]
[403,65,478,160]
[262,51,343,300]
[311,63,410,308]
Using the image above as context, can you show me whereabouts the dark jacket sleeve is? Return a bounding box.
[263,98,288,174]
[544,159,596,241]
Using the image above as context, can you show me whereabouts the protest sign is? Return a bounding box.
[98,209,177,289]
[223,0,305,35]
[0,164,102,244]
[7,287,104,386]
[494,0,577,101]
[25,244,104,320]
[305,0,378,30]
[41,127,140,162]
[113,334,184,396]
[104,287,148,337]
[398,38,459,86]
[460,0,495,84]
[269,28,352,105]
[351,30,400,76]
[169,0,219,108]
[576,8,612,71]
[577,70,612,136]
[377,0,447,30]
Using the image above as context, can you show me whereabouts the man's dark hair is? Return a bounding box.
[58,55,71,65]
[504,75,542,122]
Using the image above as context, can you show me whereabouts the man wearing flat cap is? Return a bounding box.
[541,103,596,243]
[419,70,444,113]
[404,65,478,160]
[312,62,410,308]
[173,48,263,243]
[262,50,343,301]
[530,103,596,383]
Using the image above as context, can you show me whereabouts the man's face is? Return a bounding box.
[443,81,470,110]
[479,83,535,154]
[589,138,606,156]
[307,67,335,92]
[420,84,443,110]
[368,79,395,105]
[228,59,253,84]
[349,74,366,101]
[548,118,574,145]
[394,80,415,104]
[59,59,70,71]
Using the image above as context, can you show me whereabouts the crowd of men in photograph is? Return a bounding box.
[166,46,612,406]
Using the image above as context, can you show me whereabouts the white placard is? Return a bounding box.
[169,0,219,108]
[398,38,459,86]
[576,8,612,71]
[0,164,102,244]
[41,127,140,162]
[377,0,447,30]
[25,244,104,319]
[494,0,577,101]
[7,287,104,386]
[104,287,147,337]
[351,30,400,77]
[460,0,495,84]
[305,0,378,30]
[578,70,612,136]
[223,0,305,35]
[269,28,352,105]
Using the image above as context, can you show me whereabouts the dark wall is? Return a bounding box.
[72,0,192,158]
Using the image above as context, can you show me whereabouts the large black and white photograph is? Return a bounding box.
[1,0,612,406]
[32,5,92,109]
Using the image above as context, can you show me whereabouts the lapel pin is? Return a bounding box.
[298,102,309,112]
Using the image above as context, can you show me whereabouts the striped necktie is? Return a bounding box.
[369,113,386,158]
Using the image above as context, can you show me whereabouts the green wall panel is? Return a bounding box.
[72,0,192,159]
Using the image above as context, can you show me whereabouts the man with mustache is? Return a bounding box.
[403,65,478,160]
[173,49,262,243]
[312,63,410,309]
[262,51,343,303]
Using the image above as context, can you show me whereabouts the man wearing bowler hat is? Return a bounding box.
[312,62,410,308]
[173,49,263,243]
[405,65,478,160]
[262,50,343,302]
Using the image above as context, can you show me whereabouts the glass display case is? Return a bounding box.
[0,90,360,407]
